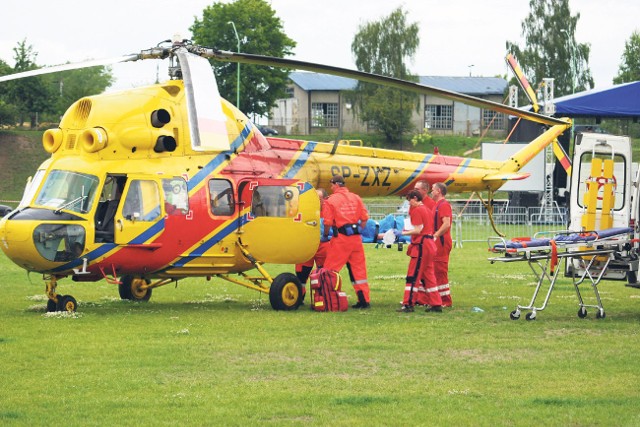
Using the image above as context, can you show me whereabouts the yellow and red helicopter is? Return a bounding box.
[0,39,571,312]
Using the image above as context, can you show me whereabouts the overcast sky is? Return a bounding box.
[1,0,638,92]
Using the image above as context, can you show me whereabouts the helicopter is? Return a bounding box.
[0,38,572,312]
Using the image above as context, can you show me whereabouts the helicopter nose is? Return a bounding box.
[0,215,31,244]
[0,216,40,270]
[0,217,82,272]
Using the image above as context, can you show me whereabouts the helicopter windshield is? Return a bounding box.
[34,170,99,214]
[18,169,46,208]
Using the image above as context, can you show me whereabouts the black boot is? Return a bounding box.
[352,290,370,309]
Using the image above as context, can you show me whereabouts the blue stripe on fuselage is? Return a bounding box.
[172,215,249,267]
[50,218,166,273]
[283,141,318,179]
[188,124,252,191]
[394,154,434,194]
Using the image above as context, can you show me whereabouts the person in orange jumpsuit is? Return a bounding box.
[396,189,443,313]
[431,182,453,307]
[322,175,371,309]
[295,189,331,301]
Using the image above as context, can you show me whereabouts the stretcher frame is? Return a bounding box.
[488,228,634,320]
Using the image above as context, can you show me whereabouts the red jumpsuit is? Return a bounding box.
[322,187,370,302]
[434,199,453,306]
[403,203,442,307]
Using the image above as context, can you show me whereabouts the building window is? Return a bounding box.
[311,102,339,128]
[425,104,453,130]
[482,110,506,130]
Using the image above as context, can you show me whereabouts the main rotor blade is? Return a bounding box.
[206,49,569,127]
[176,49,230,151]
[0,54,141,83]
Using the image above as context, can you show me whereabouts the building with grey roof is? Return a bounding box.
[269,72,509,137]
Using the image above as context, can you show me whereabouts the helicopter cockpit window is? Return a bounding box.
[122,180,161,221]
[162,178,189,215]
[252,185,299,218]
[18,169,45,208]
[208,179,235,216]
[34,170,99,214]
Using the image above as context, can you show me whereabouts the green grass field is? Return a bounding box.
[1,242,640,426]
[2,130,640,425]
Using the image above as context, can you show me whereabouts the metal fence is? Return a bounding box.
[367,203,407,220]
[365,201,568,247]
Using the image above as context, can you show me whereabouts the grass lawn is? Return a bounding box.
[1,242,640,426]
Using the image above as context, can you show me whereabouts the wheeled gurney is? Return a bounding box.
[488,227,635,320]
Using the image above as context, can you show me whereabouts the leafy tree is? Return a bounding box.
[190,0,295,119]
[0,39,114,127]
[613,31,640,84]
[351,7,419,144]
[0,59,19,126]
[506,0,594,97]
[6,39,55,128]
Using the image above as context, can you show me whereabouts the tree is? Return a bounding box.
[506,0,594,97]
[0,39,114,127]
[0,59,19,126]
[613,31,640,84]
[6,39,55,128]
[190,0,295,119]
[351,7,419,144]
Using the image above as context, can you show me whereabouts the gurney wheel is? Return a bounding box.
[596,310,606,319]
[525,312,536,321]
[577,307,588,318]
[509,310,520,320]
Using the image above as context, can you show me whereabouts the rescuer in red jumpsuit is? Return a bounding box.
[322,175,371,309]
[396,189,443,313]
[431,182,453,307]
[414,180,435,210]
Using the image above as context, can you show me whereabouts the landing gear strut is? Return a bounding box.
[45,276,77,312]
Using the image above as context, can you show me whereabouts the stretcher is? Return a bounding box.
[488,227,635,320]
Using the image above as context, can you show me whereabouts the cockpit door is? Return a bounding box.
[114,175,165,246]
[237,179,320,264]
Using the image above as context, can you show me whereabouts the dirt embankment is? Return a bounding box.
[0,131,50,206]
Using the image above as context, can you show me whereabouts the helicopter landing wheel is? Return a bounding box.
[269,273,302,311]
[47,298,58,312]
[119,275,152,302]
[57,295,77,312]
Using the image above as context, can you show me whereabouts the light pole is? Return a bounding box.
[228,21,241,108]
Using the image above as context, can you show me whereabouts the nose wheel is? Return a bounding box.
[45,277,77,312]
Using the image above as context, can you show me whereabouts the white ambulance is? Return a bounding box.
[567,131,639,284]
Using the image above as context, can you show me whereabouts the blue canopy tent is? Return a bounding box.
[549,81,640,119]
[508,81,640,208]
